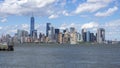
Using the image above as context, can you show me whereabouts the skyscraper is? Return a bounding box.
[90,33,96,42]
[86,31,90,42]
[70,27,75,33]
[30,16,35,37]
[70,32,77,44]
[82,29,87,42]
[97,28,105,43]
[50,26,55,41]
[46,23,51,37]
[55,29,60,34]
[55,29,60,43]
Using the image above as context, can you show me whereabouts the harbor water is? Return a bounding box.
[0,44,120,68]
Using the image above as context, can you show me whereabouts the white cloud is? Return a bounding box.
[48,14,59,19]
[8,30,17,33]
[0,0,56,16]
[74,0,113,14]
[60,0,66,7]
[95,6,118,17]
[59,23,68,30]
[105,19,120,27]
[62,10,71,16]
[74,3,106,14]
[81,22,99,29]
[87,0,113,3]
[0,27,2,30]
[1,18,7,23]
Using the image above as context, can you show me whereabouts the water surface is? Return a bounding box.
[0,44,120,68]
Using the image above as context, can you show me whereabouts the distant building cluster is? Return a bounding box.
[0,16,107,44]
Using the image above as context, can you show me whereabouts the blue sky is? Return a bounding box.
[0,0,120,41]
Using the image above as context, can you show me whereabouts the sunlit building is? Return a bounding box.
[97,28,105,43]
[58,32,63,44]
[70,32,77,44]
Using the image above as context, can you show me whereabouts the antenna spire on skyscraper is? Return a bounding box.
[32,12,33,17]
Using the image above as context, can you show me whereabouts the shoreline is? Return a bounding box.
[14,43,120,47]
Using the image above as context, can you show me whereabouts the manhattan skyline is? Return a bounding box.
[0,0,120,41]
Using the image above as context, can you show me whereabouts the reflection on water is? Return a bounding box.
[0,44,120,68]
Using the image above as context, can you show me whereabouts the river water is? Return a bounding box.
[0,44,120,68]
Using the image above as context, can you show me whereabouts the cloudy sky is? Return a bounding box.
[0,0,120,41]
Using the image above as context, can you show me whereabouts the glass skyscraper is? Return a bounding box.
[30,16,35,37]
[46,23,51,37]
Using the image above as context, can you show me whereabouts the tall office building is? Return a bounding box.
[63,32,70,43]
[82,29,87,42]
[50,26,55,40]
[97,28,105,43]
[55,29,60,34]
[58,32,63,44]
[63,28,69,34]
[33,30,37,40]
[30,16,35,37]
[86,31,90,42]
[70,27,75,33]
[46,23,51,37]
[17,29,29,43]
[77,33,82,42]
[90,33,96,42]
[55,29,60,43]
[70,32,77,44]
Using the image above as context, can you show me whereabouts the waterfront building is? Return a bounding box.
[39,33,42,42]
[48,26,55,43]
[5,34,11,43]
[45,37,49,43]
[70,32,77,44]
[63,28,69,34]
[55,29,60,34]
[17,29,29,43]
[63,32,70,44]
[33,30,37,41]
[55,29,60,43]
[70,27,75,33]
[46,23,51,37]
[90,33,96,42]
[41,34,46,43]
[30,16,35,37]
[82,29,87,42]
[86,31,90,42]
[58,32,63,44]
[77,33,82,42]
[51,26,55,42]
[97,28,105,43]
[12,35,19,43]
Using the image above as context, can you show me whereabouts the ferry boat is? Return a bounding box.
[0,42,14,51]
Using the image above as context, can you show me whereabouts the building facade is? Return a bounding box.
[97,28,105,43]
[46,23,51,37]
[30,16,35,37]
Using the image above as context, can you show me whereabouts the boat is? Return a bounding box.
[0,42,14,51]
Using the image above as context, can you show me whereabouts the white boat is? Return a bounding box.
[0,42,14,51]
[0,42,8,50]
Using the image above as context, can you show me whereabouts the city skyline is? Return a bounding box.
[0,0,120,41]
